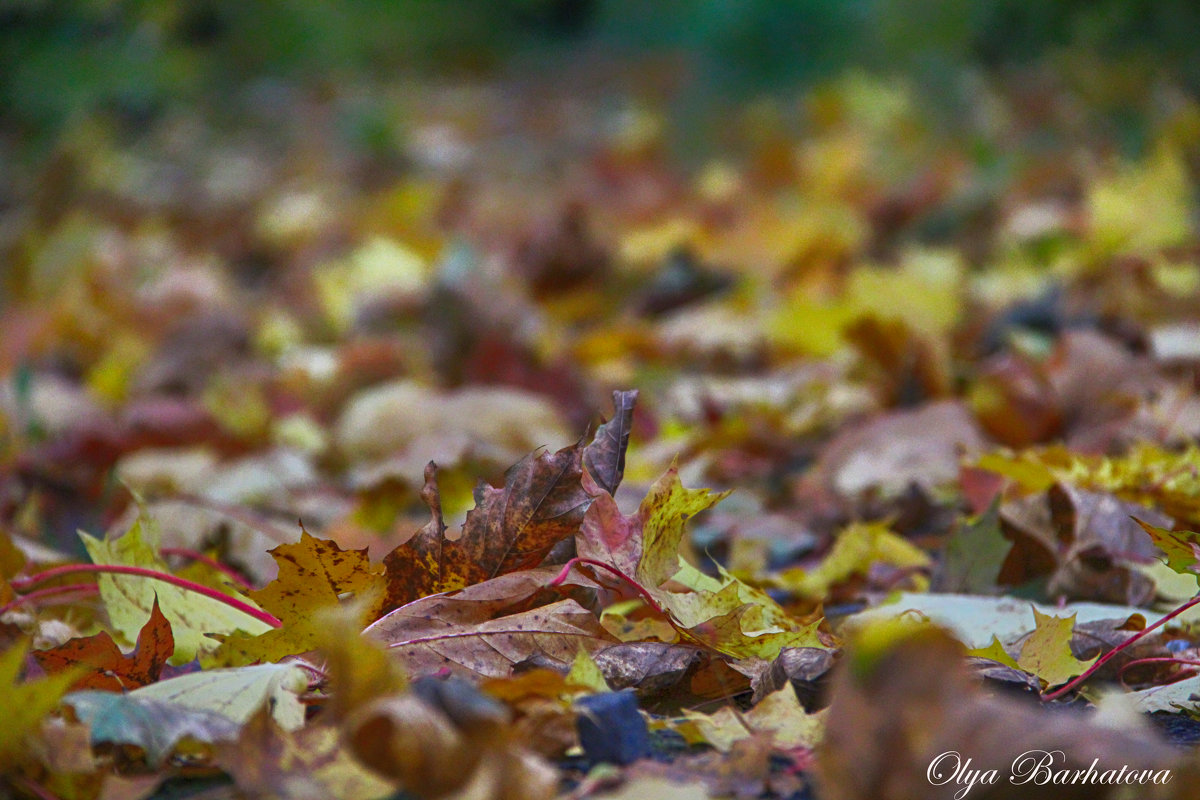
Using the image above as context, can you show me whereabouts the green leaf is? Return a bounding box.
[1135,519,1200,576]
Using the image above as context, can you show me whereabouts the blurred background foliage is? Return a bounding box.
[4,0,1200,151]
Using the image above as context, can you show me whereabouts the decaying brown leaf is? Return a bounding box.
[367,597,617,679]
[378,391,636,610]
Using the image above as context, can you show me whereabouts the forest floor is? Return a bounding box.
[4,63,1200,799]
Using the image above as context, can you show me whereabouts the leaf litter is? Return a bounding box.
[6,54,1200,800]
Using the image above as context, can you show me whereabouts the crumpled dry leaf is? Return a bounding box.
[997,482,1167,603]
[378,450,578,607]
[810,400,986,497]
[217,707,395,800]
[749,646,836,707]
[345,677,556,800]
[583,389,639,497]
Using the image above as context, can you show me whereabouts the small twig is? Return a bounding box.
[10,564,281,628]
[1041,592,1200,702]
[0,583,100,617]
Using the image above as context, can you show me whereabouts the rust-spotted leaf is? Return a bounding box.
[206,530,384,666]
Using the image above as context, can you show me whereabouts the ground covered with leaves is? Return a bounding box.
[5,57,1200,800]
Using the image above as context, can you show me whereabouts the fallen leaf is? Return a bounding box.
[63,689,239,766]
[817,624,1180,800]
[218,708,395,800]
[35,596,174,691]
[775,521,930,600]
[128,662,309,730]
[812,400,986,497]
[346,677,556,800]
[1129,674,1200,714]
[1137,519,1200,575]
[679,685,823,752]
[315,602,408,722]
[588,776,711,800]
[841,592,1149,650]
[583,389,639,496]
[1016,609,1097,688]
[379,446,589,607]
[579,466,828,659]
[207,530,384,667]
[368,598,617,679]
[937,500,1010,593]
[749,646,836,706]
[80,515,272,664]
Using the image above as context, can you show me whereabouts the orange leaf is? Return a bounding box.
[34,597,174,691]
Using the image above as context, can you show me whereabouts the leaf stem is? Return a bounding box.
[1041,592,1200,702]
[0,583,99,617]
[549,557,666,617]
[160,546,254,590]
[10,564,282,628]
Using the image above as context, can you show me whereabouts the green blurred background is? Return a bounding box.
[4,0,1200,151]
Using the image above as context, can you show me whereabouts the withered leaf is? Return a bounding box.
[35,596,174,691]
[217,707,395,800]
[583,389,638,496]
[380,391,636,609]
[367,598,617,679]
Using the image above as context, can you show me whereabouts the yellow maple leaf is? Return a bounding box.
[775,521,931,600]
[1017,609,1096,688]
[206,531,384,667]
